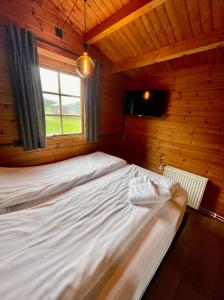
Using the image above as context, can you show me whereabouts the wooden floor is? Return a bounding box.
[142,209,224,300]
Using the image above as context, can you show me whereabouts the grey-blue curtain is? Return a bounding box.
[83,60,100,143]
[6,24,46,151]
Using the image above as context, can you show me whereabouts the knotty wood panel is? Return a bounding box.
[50,0,130,33]
[124,64,224,217]
[123,47,224,78]
[94,0,224,65]
[0,0,126,166]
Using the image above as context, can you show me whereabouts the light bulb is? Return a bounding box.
[76,52,95,78]
[142,90,151,100]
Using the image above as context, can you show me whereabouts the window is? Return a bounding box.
[40,67,82,136]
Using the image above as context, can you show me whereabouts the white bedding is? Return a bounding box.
[0,163,187,300]
[0,151,126,209]
[95,186,187,300]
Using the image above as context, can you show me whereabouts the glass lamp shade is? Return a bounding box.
[76,52,95,78]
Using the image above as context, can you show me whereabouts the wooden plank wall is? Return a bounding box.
[125,64,224,217]
[0,0,126,166]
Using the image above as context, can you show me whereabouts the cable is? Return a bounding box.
[84,0,87,34]
[61,0,78,30]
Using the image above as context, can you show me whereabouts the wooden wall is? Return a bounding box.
[0,0,126,166]
[124,64,224,218]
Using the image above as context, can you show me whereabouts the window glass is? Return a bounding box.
[60,73,81,96]
[63,116,82,134]
[43,93,60,115]
[61,96,81,115]
[40,67,82,136]
[40,68,58,93]
[45,116,62,135]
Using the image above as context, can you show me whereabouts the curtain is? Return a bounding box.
[83,60,100,143]
[6,24,46,151]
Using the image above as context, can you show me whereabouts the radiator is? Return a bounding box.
[163,166,208,210]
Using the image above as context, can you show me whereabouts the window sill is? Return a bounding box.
[46,134,84,142]
[46,133,83,138]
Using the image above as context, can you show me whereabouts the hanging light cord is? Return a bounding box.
[76,0,95,77]
[84,0,87,35]
[60,0,78,30]
[83,0,88,51]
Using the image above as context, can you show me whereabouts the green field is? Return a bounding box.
[46,115,82,135]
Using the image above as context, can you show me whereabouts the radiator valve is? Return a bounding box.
[159,163,166,170]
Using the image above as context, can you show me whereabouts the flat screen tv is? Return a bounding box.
[123,89,168,117]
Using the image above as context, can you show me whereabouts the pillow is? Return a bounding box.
[0,152,126,209]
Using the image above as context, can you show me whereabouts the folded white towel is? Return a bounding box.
[129,176,173,205]
[131,175,178,192]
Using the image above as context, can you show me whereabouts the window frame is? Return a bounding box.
[40,66,84,137]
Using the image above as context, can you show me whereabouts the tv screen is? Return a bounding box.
[123,89,168,117]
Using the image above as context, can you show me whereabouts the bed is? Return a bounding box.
[0,152,187,300]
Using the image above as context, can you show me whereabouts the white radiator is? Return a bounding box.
[163,166,208,210]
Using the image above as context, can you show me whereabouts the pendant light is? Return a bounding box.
[76,0,95,78]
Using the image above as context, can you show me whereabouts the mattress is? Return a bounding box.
[95,186,187,300]
[0,151,126,210]
[0,163,187,300]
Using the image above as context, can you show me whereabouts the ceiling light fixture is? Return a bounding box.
[76,0,95,78]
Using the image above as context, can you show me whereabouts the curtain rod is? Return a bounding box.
[36,36,101,64]
[1,23,101,64]
[0,140,22,147]
[0,143,14,147]
[0,24,80,58]
[36,37,80,58]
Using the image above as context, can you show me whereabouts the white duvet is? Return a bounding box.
[0,164,175,300]
[0,152,126,209]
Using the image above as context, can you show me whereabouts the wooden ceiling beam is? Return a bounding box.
[85,0,167,45]
[113,28,224,73]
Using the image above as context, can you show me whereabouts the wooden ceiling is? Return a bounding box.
[124,47,224,78]
[48,0,224,76]
[49,0,129,34]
